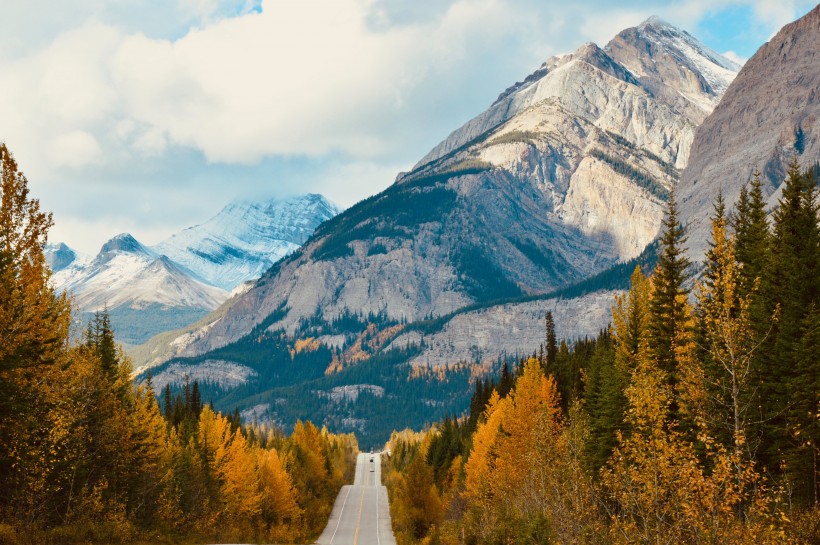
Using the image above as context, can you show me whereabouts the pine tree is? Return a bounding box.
[85,309,119,380]
[162,383,173,420]
[732,172,770,298]
[544,311,557,369]
[760,159,820,506]
[584,266,649,473]
[497,361,514,398]
[191,380,203,419]
[648,191,691,421]
[702,190,727,299]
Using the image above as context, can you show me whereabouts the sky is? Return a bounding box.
[1,0,816,255]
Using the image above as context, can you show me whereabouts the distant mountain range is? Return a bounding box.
[130,16,757,448]
[48,194,339,344]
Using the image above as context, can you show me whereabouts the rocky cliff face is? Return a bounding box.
[142,18,737,369]
[679,5,820,260]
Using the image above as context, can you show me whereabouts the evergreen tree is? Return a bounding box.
[760,160,820,506]
[191,380,203,419]
[497,362,514,398]
[162,383,173,420]
[544,311,557,370]
[701,190,727,299]
[86,309,119,379]
[732,172,770,298]
[648,191,691,420]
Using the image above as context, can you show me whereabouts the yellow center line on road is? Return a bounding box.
[353,469,367,545]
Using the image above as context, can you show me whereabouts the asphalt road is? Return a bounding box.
[315,452,396,545]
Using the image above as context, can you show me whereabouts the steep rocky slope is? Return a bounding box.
[144,17,737,367]
[679,5,820,259]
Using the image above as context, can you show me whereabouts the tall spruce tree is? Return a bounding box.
[761,160,819,506]
[732,172,770,298]
[648,191,691,420]
[745,160,820,506]
[544,311,558,370]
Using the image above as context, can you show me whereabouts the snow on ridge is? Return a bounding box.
[415,17,738,170]
[152,193,340,290]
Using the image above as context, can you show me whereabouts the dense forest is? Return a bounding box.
[384,163,819,544]
[0,144,357,544]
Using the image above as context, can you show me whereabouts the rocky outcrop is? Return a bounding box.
[679,5,820,260]
[388,291,615,369]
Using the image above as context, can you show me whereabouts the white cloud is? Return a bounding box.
[1,0,813,255]
[721,50,747,65]
[48,131,102,168]
[751,0,804,37]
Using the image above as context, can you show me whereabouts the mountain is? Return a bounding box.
[44,242,78,272]
[50,194,339,345]
[153,194,340,290]
[145,17,737,363]
[679,4,820,259]
[138,18,738,446]
[52,233,229,345]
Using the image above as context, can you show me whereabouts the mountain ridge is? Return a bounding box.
[50,193,339,344]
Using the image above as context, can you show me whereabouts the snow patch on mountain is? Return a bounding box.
[153,194,340,290]
[53,234,228,311]
[416,16,739,171]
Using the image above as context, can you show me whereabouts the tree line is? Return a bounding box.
[0,144,358,544]
[383,161,819,544]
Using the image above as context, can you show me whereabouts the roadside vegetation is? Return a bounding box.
[384,163,819,544]
[0,144,357,544]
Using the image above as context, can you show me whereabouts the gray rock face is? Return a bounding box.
[140,17,737,369]
[44,243,77,272]
[679,5,820,260]
[416,17,738,171]
[388,291,616,369]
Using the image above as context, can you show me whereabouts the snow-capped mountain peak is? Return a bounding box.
[415,17,739,171]
[96,233,154,264]
[616,16,740,98]
[51,193,340,345]
[45,242,79,272]
[153,193,340,290]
